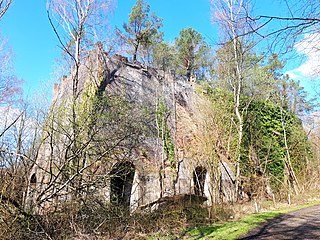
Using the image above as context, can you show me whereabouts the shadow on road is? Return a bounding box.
[239,205,320,240]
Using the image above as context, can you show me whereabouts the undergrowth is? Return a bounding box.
[1,192,320,240]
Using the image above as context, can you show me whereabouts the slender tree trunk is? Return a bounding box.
[133,42,139,62]
[229,2,244,200]
[280,106,299,195]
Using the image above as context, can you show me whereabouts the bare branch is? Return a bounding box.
[0,0,12,20]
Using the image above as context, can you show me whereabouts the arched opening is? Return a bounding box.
[193,166,207,196]
[110,162,135,207]
[30,173,37,185]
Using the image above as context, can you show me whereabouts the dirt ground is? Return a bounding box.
[239,204,320,240]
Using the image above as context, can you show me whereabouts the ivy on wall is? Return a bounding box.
[199,83,312,192]
[242,100,312,189]
[156,99,175,170]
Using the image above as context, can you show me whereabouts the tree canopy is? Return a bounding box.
[174,28,211,80]
[117,0,163,62]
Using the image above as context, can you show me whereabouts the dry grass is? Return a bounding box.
[2,187,320,239]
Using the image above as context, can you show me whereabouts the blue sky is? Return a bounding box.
[113,0,215,43]
[0,0,216,99]
[0,0,317,100]
[0,1,58,98]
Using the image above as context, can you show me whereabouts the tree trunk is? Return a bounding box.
[280,106,299,194]
[133,42,139,62]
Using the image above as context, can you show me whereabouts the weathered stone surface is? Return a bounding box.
[27,48,235,212]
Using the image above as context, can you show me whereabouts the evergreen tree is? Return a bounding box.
[117,0,163,62]
[174,28,211,80]
[152,42,175,70]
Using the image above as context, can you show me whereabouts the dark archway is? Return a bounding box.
[30,173,37,185]
[110,162,135,207]
[193,166,207,196]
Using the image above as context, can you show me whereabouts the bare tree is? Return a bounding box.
[26,1,151,212]
[47,0,113,94]
[246,1,320,48]
[46,2,113,194]
[0,100,45,209]
[0,35,22,105]
[211,0,255,200]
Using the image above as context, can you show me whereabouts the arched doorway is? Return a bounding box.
[30,173,37,186]
[27,173,38,210]
[110,162,135,207]
[193,166,207,196]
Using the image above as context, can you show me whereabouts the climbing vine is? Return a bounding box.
[242,100,311,189]
[156,99,175,170]
[198,83,312,192]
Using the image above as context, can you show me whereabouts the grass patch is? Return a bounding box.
[182,201,320,240]
[184,211,280,239]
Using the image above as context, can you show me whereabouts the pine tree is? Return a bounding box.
[174,28,211,80]
[117,0,163,62]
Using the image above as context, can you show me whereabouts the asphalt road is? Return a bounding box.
[239,204,320,240]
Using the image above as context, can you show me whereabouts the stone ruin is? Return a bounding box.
[26,47,236,213]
